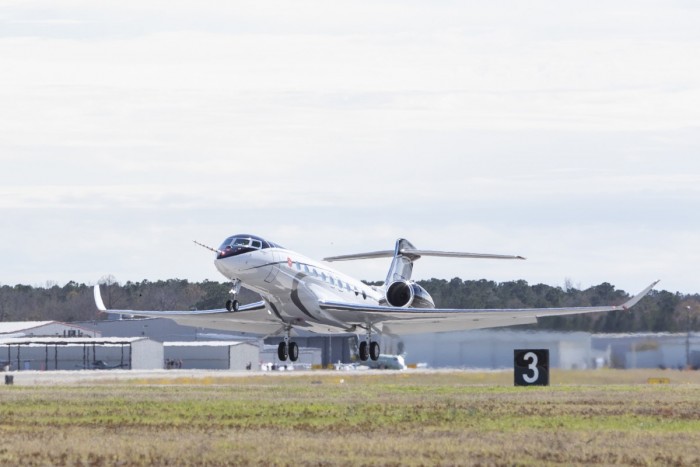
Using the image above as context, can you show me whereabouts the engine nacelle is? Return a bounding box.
[385,281,435,309]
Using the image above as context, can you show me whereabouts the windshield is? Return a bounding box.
[216,234,281,259]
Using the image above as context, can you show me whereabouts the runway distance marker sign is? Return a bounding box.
[514,349,549,386]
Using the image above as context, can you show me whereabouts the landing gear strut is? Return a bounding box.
[225,279,242,312]
[277,327,299,362]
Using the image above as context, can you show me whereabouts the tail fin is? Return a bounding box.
[385,238,419,284]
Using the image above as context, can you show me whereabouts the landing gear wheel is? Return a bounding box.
[225,300,240,312]
[359,341,369,361]
[288,342,299,362]
[277,342,288,361]
[369,341,380,361]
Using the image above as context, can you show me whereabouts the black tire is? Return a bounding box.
[225,300,233,312]
[277,342,288,361]
[232,300,239,312]
[289,342,299,362]
[370,341,380,361]
[359,341,369,361]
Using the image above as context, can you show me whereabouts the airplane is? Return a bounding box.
[361,353,408,370]
[94,234,659,363]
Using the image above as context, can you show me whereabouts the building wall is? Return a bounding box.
[131,339,164,370]
[163,342,260,370]
[400,330,591,369]
[229,343,260,371]
[593,333,699,369]
[3,342,138,371]
[165,345,230,370]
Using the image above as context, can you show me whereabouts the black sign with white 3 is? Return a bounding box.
[514,349,549,386]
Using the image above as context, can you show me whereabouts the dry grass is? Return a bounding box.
[1,370,699,466]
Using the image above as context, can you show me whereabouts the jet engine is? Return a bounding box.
[385,281,435,308]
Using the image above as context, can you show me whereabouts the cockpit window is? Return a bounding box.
[216,234,283,259]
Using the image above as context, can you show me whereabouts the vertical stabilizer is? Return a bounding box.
[385,239,420,284]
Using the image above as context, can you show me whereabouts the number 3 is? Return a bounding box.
[523,351,539,383]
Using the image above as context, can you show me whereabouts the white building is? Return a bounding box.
[0,337,162,371]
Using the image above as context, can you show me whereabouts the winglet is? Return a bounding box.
[620,280,660,310]
[94,284,107,311]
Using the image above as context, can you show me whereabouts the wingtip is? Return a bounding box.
[93,284,107,311]
[621,280,660,310]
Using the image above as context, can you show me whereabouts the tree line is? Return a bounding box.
[0,277,697,333]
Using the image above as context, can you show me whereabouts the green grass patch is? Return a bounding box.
[1,371,699,465]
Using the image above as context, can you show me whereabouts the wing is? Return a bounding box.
[93,285,283,335]
[318,280,660,336]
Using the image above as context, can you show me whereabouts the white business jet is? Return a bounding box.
[94,234,658,363]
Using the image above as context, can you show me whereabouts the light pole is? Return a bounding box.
[686,305,691,369]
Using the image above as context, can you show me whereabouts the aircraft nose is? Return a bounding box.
[215,255,247,279]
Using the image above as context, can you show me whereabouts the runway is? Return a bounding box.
[4,367,698,386]
[2,367,517,386]
[2,368,328,385]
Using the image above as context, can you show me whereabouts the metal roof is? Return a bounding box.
[0,321,100,335]
[0,337,149,346]
[0,321,55,334]
[163,341,257,347]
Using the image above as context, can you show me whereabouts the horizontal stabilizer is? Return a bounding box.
[324,248,525,262]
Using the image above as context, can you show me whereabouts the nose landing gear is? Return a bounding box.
[225,279,242,312]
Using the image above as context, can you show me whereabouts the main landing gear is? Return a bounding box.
[358,329,380,362]
[277,327,299,362]
[225,279,242,312]
[358,341,380,361]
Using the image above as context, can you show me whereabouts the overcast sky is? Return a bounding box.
[1,1,699,295]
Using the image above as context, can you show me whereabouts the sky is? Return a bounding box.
[1,0,699,294]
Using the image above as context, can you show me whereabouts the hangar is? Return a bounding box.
[0,337,163,371]
[80,318,351,367]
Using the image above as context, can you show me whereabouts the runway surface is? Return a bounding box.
[4,367,698,386]
[2,368,503,385]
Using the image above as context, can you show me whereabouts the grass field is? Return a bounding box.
[1,370,699,466]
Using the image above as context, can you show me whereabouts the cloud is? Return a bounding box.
[0,1,699,293]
